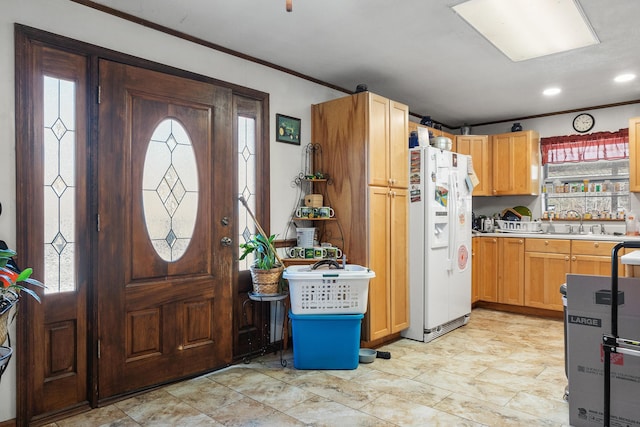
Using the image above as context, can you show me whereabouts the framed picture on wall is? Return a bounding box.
[276,114,301,145]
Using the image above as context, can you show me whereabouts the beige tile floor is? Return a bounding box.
[50,308,569,426]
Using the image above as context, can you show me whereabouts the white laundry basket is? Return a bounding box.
[283,263,375,315]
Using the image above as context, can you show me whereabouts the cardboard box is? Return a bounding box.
[566,274,640,427]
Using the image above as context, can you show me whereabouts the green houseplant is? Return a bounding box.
[0,248,44,344]
[239,233,283,295]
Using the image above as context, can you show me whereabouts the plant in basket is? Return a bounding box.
[239,233,284,295]
[0,247,44,346]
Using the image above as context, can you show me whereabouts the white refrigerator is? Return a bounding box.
[402,145,473,342]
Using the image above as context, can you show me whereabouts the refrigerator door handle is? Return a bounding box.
[447,172,456,272]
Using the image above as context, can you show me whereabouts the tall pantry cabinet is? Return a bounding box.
[311,91,410,344]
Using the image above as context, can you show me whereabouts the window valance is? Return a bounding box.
[540,128,628,165]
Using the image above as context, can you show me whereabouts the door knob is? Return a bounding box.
[220,237,232,246]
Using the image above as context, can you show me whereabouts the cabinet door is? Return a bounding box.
[524,252,569,311]
[366,186,391,341]
[499,238,525,305]
[492,131,539,196]
[630,117,640,192]
[477,237,499,302]
[389,100,409,189]
[571,255,615,276]
[571,240,621,276]
[390,188,409,333]
[471,237,480,303]
[368,93,390,188]
[457,135,490,196]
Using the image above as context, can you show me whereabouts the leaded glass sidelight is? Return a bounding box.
[238,116,257,270]
[43,76,76,294]
[142,118,199,262]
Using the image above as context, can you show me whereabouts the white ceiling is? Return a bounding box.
[85,0,640,129]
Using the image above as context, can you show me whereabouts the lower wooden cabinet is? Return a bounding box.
[499,238,525,305]
[570,240,620,276]
[477,237,623,312]
[476,237,498,302]
[524,239,571,311]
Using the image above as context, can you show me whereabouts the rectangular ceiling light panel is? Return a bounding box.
[453,0,599,62]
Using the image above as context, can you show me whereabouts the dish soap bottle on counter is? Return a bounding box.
[626,212,639,236]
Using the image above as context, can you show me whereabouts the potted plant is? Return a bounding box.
[0,247,44,346]
[239,233,284,295]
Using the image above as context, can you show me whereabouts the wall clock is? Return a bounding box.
[572,113,595,133]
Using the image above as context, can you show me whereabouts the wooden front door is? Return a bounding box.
[97,60,234,398]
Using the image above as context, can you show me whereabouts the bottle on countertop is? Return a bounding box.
[626,212,639,236]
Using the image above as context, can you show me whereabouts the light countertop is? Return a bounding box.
[473,231,640,241]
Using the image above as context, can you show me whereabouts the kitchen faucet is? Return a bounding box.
[566,210,584,234]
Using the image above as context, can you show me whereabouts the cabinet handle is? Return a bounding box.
[518,239,523,244]
[544,240,549,245]
[565,256,569,261]
[492,238,497,243]
[572,256,577,261]
[594,242,600,248]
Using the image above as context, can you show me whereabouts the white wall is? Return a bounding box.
[0,0,346,420]
[469,105,640,219]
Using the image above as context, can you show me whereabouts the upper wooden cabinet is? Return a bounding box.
[491,130,540,196]
[367,94,409,188]
[456,135,491,196]
[629,116,640,192]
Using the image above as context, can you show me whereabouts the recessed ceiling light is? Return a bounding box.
[453,0,599,62]
[614,73,636,83]
[543,88,562,96]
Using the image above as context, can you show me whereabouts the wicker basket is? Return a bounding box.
[250,264,284,295]
[0,310,10,346]
[0,297,17,345]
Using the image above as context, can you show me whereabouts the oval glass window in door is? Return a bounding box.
[142,118,199,262]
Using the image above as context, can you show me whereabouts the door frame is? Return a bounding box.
[14,24,270,424]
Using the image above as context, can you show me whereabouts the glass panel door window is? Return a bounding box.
[43,76,76,293]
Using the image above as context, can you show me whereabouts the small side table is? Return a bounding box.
[243,292,289,367]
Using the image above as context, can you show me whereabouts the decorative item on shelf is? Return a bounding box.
[304,193,323,208]
[511,122,523,132]
[420,116,433,127]
[460,123,471,135]
[409,131,419,148]
[355,83,368,93]
[238,196,284,295]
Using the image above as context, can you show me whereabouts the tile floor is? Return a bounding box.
[50,308,569,426]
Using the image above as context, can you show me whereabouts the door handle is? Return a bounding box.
[220,237,232,246]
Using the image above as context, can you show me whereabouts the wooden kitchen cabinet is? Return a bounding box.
[570,240,621,276]
[491,130,540,196]
[524,239,571,311]
[371,95,409,188]
[476,237,499,302]
[456,135,491,196]
[629,116,640,192]
[312,92,409,344]
[498,237,525,305]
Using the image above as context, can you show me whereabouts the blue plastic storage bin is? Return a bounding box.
[289,311,363,370]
